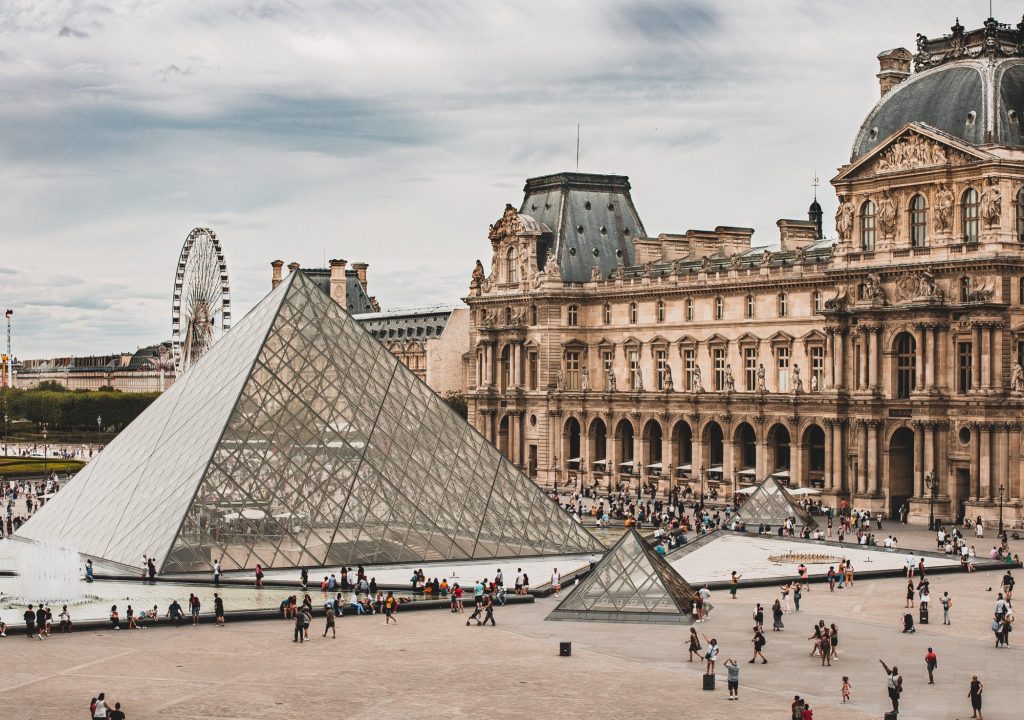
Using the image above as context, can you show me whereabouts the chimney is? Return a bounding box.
[271,260,284,289]
[876,48,912,96]
[351,262,369,292]
[287,262,300,274]
[329,258,348,306]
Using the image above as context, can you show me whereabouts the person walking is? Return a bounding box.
[292,606,305,643]
[687,627,702,662]
[968,675,983,719]
[772,599,784,631]
[749,627,767,664]
[781,583,792,613]
[214,593,225,627]
[753,603,764,632]
[481,592,496,626]
[93,692,113,719]
[925,647,937,684]
[724,658,740,700]
[905,579,915,608]
[941,591,952,625]
[840,676,852,703]
[879,660,903,715]
[213,558,222,587]
[819,629,832,666]
[254,564,264,588]
[384,591,398,625]
[189,594,201,626]
[551,568,561,598]
[322,604,335,638]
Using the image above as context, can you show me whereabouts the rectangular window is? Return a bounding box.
[745,295,754,319]
[656,350,668,391]
[779,293,788,318]
[685,299,693,321]
[713,348,726,391]
[810,346,824,391]
[776,346,790,392]
[603,304,611,324]
[629,350,641,390]
[564,351,580,391]
[958,341,973,393]
[602,350,614,390]
[567,305,578,326]
[528,352,538,390]
[744,347,757,391]
[684,349,696,391]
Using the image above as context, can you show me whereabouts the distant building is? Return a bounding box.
[271,260,469,394]
[16,343,175,392]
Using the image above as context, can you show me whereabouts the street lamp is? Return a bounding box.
[699,464,706,505]
[2,413,7,456]
[96,415,102,448]
[999,482,1006,537]
[924,470,936,531]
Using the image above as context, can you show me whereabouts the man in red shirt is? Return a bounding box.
[925,647,938,684]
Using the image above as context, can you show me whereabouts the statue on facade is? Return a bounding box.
[580,366,590,391]
[555,367,564,391]
[544,249,561,278]
[793,364,803,394]
[590,266,604,282]
[793,245,806,264]
[730,252,743,270]
[810,373,819,392]
[663,365,674,392]
[935,183,955,230]
[981,178,1002,227]
[610,265,625,280]
[757,363,767,394]
[862,272,887,303]
[605,366,617,392]
[692,365,703,394]
[724,364,736,392]
[761,249,774,267]
[1012,362,1024,393]
[700,255,711,272]
[634,366,644,392]
[835,195,854,240]
[878,191,898,237]
[471,259,485,286]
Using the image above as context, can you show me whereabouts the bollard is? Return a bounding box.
[559,641,571,657]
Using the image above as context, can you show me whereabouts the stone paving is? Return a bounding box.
[3,558,1021,720]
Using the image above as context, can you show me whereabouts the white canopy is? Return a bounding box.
[646,462,662,470]
[223,508,266,521]
[567,457,582,463]
[738,468,757,476]
[788,487,822,496]
[709,466,723,473]
[592,459,608,466]
[771,470,790,478]
[737,486,758,495]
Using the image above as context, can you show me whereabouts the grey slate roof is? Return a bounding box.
[354,305,455,343]
[520,172,646,283]
[300,268,376,315]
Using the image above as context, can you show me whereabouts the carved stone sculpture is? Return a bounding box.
[730,252,743,270]
[878,191,898,237]
[874,132,949,172]
[590,266,604,282]
[835,195,854,240]
[935,183,955,230]
[792,364,803,394]
[761,249,773,267]
[861,272,886,303]
[692,365,703,394]
[634,366,644,392]
[663,365,674,392]
[605,366,617,392]
[793,245,806,264]
[810,374,819,392]
[556,367,564,391]
[581,366,589,391]
[1012,362,1024,393]
[724,364,735,392]
[981,179,1002,227]
[471,259,485,287]
[700,255,711,272]
[757,363,767,394]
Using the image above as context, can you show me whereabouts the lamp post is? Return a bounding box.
[97,414,102,449]
[999,482,1005,537]
[699,464,706,504]
[2,413,7,456]
[41,423,48,479]
[924,470,936,531]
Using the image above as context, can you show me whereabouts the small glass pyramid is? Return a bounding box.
[733,475,818,528]
[547,528,696,624]
[19,271,602,572]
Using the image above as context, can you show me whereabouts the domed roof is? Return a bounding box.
[852,17,1024,159]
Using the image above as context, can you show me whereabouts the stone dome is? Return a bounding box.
[852,18,1024,159]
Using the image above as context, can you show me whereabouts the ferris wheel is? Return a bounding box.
[172,228,231,375]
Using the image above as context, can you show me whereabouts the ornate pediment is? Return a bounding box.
[487,203,548,244]
[893,270,946,305]
[834,124,991,182]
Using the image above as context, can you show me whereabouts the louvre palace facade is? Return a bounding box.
[465,17,1024,526]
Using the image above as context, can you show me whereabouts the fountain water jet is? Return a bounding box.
[17,543,83,604]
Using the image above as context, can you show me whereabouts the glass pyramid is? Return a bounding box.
[18,271,601,573]
[733,475,818,529]
[547,528,696,624]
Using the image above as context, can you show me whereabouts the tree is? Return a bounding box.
[35,381,67,392]
[442,391,468,419]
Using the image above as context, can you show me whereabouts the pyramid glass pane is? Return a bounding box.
[20,271,601,572]
[733,476,818,528]
[547,528,696,624]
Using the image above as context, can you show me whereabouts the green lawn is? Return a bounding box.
[0,457,86,476]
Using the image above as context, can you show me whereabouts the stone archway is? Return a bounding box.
[703,421,724,477]
[734,422,757,481]
[888,426,915,518]
[615,419,636,480]
[767,423,791,479]
[802,424,826,488]
[498,415,510,459]
[564,417,581,471]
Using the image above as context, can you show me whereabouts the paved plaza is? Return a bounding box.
[3,554,1021,720]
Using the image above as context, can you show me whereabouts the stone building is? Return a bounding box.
[17,343,175,392]
[271,260,469,393]
[466,17,1024,527]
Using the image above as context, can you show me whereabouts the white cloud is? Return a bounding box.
[0,0,1010,356]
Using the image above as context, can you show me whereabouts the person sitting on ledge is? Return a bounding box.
[109,605,120,630]
[145,605,159,624]
[440,578,449,596]
[423,580,433,597]
[167,600,184,626]
[432,577,440,595]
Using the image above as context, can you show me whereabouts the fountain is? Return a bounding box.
[17,543,83,604]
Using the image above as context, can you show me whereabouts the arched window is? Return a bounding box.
[860,200,876,251]
[778,292,788,318]
[745,294,754,319]
[895,332,917,399]
[1016,187,1024,243]
[910,194,927,247]
[506,247,517,283]
[656,300,666,323]
[962,188,979,243]
[603,303,611,325]
[629,302,638,324]
[566,304,579,326]
[685,298,694,321]
[813,290,822,313]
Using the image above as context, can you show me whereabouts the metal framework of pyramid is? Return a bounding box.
[18,271,601,573]
[546,528,696,624]
[733,475,818,529]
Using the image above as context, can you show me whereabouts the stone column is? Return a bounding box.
[924,326,936,389]
[970,423,982,500]
[841,330,850,390]
[1010,423,1021,501]
[996,424,1009,503]
[857,421,868,494]
[722,422,734,488]
[867,422,880,494]
[510,412,521,465]
[791,436,804,488]
[915,327,927,390]
[832,422,845,493]
[924,423,935,481]
[823,420,835,490]
[826,329,836,389]
[973,326,983,391]
[990,326,1000,391]
[913,422,925,498]
[868,327,880,391]
[755,419,768,480]
[857,335,868,390]
[980,424,992,502]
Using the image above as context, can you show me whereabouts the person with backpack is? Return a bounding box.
[940,591,953,625]
[749,626,767,664]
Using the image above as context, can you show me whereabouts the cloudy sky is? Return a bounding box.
[0,1,1010,357]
